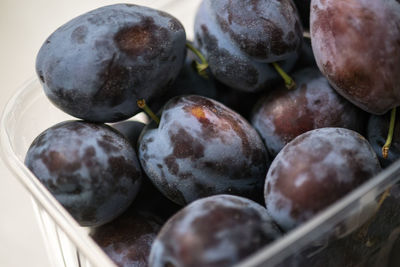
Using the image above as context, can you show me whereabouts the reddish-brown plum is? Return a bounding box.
[367,112,400,168]
[194,0,301,92]
[310,0,400,114]
[251,68,367,157]
[139,95,269,205]
[149,195,282,267]
[265,128,381,231]
[24,121,142,226]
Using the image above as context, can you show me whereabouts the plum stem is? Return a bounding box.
[303,31,311,39]
[382,107,397,159]
[137,99,160,125]
[186,42,209,79]
[271,62,296,90]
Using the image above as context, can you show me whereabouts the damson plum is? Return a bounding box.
[149,195,282,267]
[251,68,366,157]
[310,0,400,114]
[91,172,181,267]
[265,128,381,231]
[24,121,142,226]
[194,0,302,92]
[36,4,186,122]
[139,95,269,206]
[91,209,162,267]
[367,113,400,167]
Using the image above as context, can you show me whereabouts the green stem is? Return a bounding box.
[186,42,209,79]
[382,107,397,159]
[137,99,160,126]
[271,62,296,90]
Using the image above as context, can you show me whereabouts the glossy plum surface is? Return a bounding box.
[252,68,367,157]
[265,128,381,231]
[310,0,400,114]
[149,195,282,267]
[36,4,186,122]
[25,121,142,226]
[367,112,400,168]
[139,95,269,205]
[194,0,301,92]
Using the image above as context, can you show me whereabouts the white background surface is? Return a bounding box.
[0,1,199,266]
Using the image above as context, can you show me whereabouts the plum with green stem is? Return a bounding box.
[194,0,302,92]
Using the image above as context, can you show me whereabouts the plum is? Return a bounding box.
[194,0,301,92]
[36,4,186,122]
[265,128,381,231]
[25,121,142,226]
[251,68,367,157]
[91,209,162,267]
[310,0,400,114]
[367,112,400,168]
[139,95,269,206]
[149,195,282,267]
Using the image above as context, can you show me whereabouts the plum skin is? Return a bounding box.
[194,0,301,92]
[149,195,282,267]
[251,68,367,157]
[139,95,269,206]
[91,209,162,267]
[310,0,400,114]
[36,4,186,122]
[25,121,142,227]
[265,127,381,231]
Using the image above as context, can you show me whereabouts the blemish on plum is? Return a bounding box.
[169,128,205,159]
[71,25,88,44]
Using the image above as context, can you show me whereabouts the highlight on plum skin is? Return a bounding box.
[24,120,143,227]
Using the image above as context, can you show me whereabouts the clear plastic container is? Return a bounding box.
[2,2,400,267]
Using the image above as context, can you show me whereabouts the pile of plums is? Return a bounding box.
[25,0,400,266]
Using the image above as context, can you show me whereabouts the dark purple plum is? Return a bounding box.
[310,0,400,114]
[194,0,301,92]
[149,195,282,267]
[24,121,142,226]
[265,128,381,231]
[252,68,367,157]
[36,4,186,122]
[367,112,400,168]
[139,95,269,206]
[91,209,162,267]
